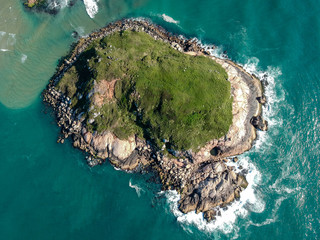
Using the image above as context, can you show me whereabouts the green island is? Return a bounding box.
[43,20,266,220]
[56,30,232,150]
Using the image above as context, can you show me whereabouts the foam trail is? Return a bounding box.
[161,14,179,24]
[83,0,99,18]
[0,49,10,52]
[129,179,144,197]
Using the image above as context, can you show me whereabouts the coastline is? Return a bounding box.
[42,18,267,221]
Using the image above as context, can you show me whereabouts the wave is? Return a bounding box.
[21,54,27,63]
[241,57,285,152]
[164,155,264,235]
[161,14,179,24]
[0,31,16,51]
[129,179,144,197]
[83,0,99,18]
[243,57,284,121]
[47,0,71,10]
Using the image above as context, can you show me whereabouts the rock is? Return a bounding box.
[237,174,248,188]
[72,31,79,39]
[110,153,139,171]
[203,209,216,222]
[179,193,199,213]
[257,95,266,104]
[83,132,92,144]
[212,161,226,173]
[111,136,136,160]
[250,115,268,131]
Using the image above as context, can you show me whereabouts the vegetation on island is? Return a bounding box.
[57,30,232,150]
[24,0,45,8]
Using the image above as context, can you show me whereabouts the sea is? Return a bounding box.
[0,0,319,239]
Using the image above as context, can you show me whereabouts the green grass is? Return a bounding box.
[57,30,232,151]
[24,0,45,8]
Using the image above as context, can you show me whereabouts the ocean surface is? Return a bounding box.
[0,0,319,239]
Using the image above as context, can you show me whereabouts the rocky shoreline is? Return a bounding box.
[42,18,267,221]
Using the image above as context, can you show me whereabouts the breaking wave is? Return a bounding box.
[83,0,99,18]
[164,155,263,235]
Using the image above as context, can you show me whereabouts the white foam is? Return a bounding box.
[243,57,284,123]
[235,57,285,154]
[59,0,70,8]
[21,54,27,63]
[129,179,144,197]
[47,0,70,9]
[0,31,16,48]
[163,155,264,235]
[83,0,99,18]
[161,14,179,24]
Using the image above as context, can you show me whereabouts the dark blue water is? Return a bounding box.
[0,0,319,239]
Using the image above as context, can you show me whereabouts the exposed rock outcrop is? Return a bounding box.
[251,115,268,131]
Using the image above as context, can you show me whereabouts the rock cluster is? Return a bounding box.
[43,19,267,222]
[251,115,268,131]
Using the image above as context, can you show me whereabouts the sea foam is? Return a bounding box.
[83,0,99,18]
[129,179,144,197]
[161,14,179,24]
[47,0,70,10]
[164,155,264,235]
[21,54,27,63]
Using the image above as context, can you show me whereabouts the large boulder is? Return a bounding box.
[250,115,268,131]
[111,136,136,160]
[89,131,136,160]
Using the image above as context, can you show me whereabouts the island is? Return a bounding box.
[23,0,75,13]
[43,19,268,221]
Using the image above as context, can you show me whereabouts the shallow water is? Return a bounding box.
[0,0,320,239]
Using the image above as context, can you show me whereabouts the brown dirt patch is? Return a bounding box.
[93,79,120,107]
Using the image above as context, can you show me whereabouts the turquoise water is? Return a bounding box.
[1,0,320,239]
